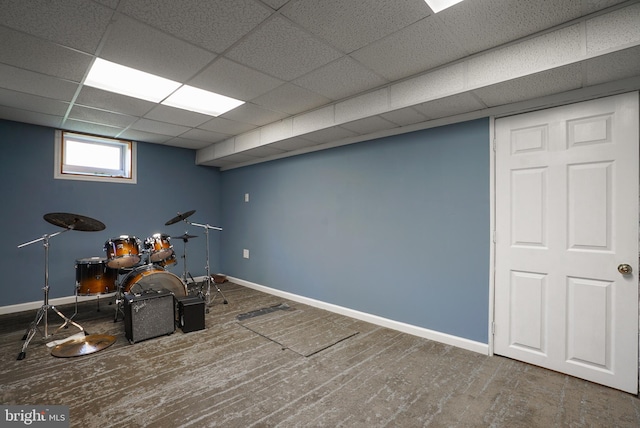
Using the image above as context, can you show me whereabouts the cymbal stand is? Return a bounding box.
[177,234,197,286]
[16,229,87,360]
[185,220,227,307]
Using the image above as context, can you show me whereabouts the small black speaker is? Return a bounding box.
[124,289,175,344]
[177,296,205,333]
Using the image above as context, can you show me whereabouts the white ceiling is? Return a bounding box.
[1,0,639,169]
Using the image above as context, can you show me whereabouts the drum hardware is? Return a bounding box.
[171,233,199,286]
[16,212,105,360]
[180,216,227,309]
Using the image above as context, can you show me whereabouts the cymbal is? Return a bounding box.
[171,233,198,241]
[51,334,116,358]
[165,210,196,226]
[43,212,106,231]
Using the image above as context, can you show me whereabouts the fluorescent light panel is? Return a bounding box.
[162,85,244,117]
[424,0,464,13]
[85,58,244,116]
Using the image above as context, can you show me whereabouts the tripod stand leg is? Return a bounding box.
[206,277,229,306]
[17,306,46,360]
[50,305,86,336]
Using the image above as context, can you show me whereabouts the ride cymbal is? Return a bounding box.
[51,334,116,358]
[43,212,106,231]
[165,210,196,226]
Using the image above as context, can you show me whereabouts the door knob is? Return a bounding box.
[617,264,632,275]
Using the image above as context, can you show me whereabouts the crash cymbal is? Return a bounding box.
[171,233,198,241]
[165,210,196,226]
[43,212,106,231]
[51,334,116,358]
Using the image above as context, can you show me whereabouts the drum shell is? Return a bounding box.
[104,236,141,268]
[145,234,174,262]
[76,257,117,295]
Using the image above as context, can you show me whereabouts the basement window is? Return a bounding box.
[54,131,137,184]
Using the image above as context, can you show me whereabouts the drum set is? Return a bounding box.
[16,210,225,360]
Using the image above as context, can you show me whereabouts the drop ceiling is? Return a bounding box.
[0,0,639,170]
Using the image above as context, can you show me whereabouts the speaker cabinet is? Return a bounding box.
[177,296,205,333]
[124,289,175,344]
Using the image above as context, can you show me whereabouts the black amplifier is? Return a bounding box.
[177,296,205,333]
[124,289,175,344]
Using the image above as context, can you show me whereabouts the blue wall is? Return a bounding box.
[220,118,491,343]
[0,120,222,306]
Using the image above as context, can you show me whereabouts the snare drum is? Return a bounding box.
[75,257,117,295]
[104,235,141,269]
[121,264,187,297]
[145,233,174,263]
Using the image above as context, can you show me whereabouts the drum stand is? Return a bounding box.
[16,230,87,360]
[185,220,227,308]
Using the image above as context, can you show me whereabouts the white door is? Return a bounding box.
[494,92,639,394]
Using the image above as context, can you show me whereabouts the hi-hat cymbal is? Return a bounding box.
[171,233,198,241]
[43,213,106,232]
[51,334,116,358]
[165,210,196,226]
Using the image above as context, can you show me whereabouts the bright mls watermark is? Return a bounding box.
[1,406,69,427]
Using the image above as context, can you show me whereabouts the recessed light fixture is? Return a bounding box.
[162,85,245,117]
[424,0,464,13]
[85,58,245,116]
[85,58,181,103]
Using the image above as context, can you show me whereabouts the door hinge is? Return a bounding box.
[492,138,496,152]
[491,322,496,335]
[492,231,496,243]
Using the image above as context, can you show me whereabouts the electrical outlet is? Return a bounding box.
[244,193,249,202]
[243,249,249,259]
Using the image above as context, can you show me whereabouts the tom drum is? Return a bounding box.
[145,233,174,263]
[104,235,141,269]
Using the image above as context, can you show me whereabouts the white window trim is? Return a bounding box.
[54,130,137,184]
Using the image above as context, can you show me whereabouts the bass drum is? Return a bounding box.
[121,265,187,297]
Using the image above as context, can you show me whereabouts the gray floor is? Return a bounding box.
[1,282,639,427]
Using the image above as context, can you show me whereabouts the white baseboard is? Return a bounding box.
[228,276,489,355]
[0,276,209,316]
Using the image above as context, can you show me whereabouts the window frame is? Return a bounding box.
[54,130,137,184]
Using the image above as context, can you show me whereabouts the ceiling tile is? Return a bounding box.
[293,57,388,100]
[0,105,62,129]
[198,117,258,135]
[414,92,487,120]
[0,0,113,53]
[118,129,173,144]
[75,86,155,117]
[220,103,289,127]
[180,128,230,144]
[282,0,429,53]
[261,0,290,10]
[226,15,343,81]
[67,105,137,128]
[190,58,284,101]
[380,107,428,127]
[130,118,191,137]
[473,64,583,107]
[251,84,330,115]
[351,16,469,81]
[436,0,627,56]
[584,46,640,86]
[302,125,358,144]
[64,119,124,138]
[100,14,216,82]
[268,136,319,151]
[0,63,78,101]
[119,0,272,53]
[0,27,92,82]
[144,105,211,128]
[340,116,398,135]
[163,136,213,150]
[0,88,69,117]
